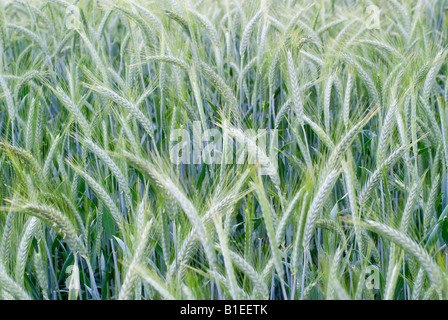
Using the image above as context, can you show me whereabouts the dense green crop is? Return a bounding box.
[0,0,447,300]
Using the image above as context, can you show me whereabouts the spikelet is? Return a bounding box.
[0,263,31,300]
[53,86,91,137]
[363,219,443,298]
[303,169,340,249]
[69,163,126,237]
[14,217,39,286]
[400,177,420,234]
[240,10,263,58]
[92,85,155,142]
[43,134,61,179]
[343,71,353,128]
[0,73,15,122]
[118,220,153,300]
[286,51,304,125]
[84,139,132,209]
[19,203,85,256]
[323,72,334,131]
[122,152,218,273]
[359,145,408,207]
[229,249,268,299]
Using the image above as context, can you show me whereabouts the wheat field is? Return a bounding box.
[0,0,447,300]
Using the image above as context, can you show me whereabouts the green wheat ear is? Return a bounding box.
[0,0,447,301]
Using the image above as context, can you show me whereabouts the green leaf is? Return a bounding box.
[102,205,116,238]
